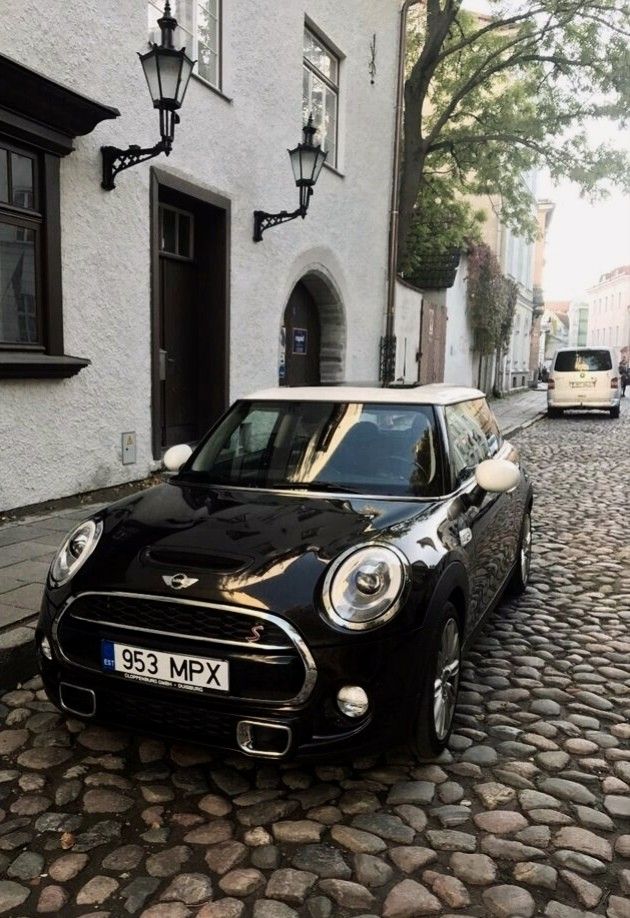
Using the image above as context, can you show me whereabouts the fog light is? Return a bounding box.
[40,636,52,660]
[337,685,369,718]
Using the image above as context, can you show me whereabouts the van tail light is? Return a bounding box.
[547,377,555,390]
[611,377,619,389]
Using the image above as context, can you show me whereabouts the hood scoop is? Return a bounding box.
[141,547,250,574]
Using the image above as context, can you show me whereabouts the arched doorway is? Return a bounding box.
[280,269,346,386]
[282,282,321,386]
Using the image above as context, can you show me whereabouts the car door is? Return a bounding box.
[444,399,513,628]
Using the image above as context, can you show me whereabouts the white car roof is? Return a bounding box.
[244,384,485,407]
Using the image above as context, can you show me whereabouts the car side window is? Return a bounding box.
[445,399,497,487]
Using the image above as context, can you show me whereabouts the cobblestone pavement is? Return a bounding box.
[0,405,629,918]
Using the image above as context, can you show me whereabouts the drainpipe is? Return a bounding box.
[381,0,422,383]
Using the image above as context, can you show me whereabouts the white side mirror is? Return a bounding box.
[475,457,520,493]
[163,443,193,472]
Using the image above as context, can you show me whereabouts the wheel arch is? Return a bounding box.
[424,561,471,638]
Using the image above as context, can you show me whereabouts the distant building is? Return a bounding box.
[568,301,589,347]
[586,266,630,360]
[528,200,554,380]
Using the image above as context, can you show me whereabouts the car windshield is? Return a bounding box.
[554,349,612,372]
[186,400,444,497]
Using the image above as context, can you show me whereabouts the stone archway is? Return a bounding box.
[281,269,346,385]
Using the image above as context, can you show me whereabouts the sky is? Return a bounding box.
[538,123,630,303]
[462,1,630,304]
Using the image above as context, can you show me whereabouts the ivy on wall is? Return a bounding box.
[467,243,518,355]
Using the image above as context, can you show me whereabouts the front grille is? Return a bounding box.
[68,594,293,647]
[55,592,311,704]
[96,685,234,745]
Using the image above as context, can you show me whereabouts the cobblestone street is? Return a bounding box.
[0,404,629,918]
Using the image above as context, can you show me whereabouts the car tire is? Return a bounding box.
[408,601,461,761]
[610,406,620,419]
[547,407,561,418]
[508,510,532,596]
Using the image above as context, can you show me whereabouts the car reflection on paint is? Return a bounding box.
[36,384,532,761]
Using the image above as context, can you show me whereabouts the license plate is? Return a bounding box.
[569,380,596,388]
[101,640,229,693]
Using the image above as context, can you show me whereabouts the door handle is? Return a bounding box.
[159,349,167,381]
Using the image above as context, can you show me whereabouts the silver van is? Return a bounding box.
[548,347,621,418]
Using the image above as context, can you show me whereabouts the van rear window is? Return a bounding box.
[554,350,612,372]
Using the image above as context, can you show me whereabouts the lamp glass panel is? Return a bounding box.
[289,147,303,184]
[311,148,327,184]
[141,50,161,103]
[299,147,318,185]
[157,53,183,101]
[176,54,194,103]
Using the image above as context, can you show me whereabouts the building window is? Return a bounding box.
[303,25,340,167]
[0,144,42,348]
[159,204,194,259]
[148,0,221,89]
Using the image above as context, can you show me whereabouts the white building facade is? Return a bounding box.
[0,1,400,511]
[586,266,630,360]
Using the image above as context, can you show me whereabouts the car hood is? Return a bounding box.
[71,480,439,641]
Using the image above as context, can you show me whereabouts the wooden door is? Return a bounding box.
[159,204,198,446]
[283,282,321,386]
[419,299,447,384]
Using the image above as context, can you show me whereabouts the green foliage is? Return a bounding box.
[467,244,518,354]
[399,0,630,268]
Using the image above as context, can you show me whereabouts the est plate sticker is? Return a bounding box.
[101,640,229,693]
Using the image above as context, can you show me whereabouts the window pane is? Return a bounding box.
[0,150,7,203]
[178,212,192,257]
[305,71,337,163]
[304,28,338,84]
[198,0,218,50]
[197,44,218,84]
[10,154,34,209]
[445,401,490,485]
[160,207,177,254]
[0,222,39,345]
[148,0,193,50]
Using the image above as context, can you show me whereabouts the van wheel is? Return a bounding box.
[547,407,561,418]
[409,602,461,761]
[610,406,620,419]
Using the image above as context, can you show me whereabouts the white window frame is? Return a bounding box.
[148,0,222,91]
[303,23,341,169]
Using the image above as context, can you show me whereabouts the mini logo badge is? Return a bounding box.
[162,573,199,590]
[246,623,265,644]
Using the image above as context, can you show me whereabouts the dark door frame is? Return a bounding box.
[150,167,231,460]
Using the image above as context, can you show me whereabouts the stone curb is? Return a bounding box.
[502,410,547,440]
[0,623,37,691]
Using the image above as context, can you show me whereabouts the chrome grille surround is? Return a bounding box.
[53,591,317,706]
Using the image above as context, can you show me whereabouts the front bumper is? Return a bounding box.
[36,592,426,761]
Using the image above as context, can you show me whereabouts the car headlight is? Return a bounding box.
[49,519,103,587]
[322,544,408,631]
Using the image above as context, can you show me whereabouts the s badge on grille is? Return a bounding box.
[246,623,265,643]
[163,573,199,590]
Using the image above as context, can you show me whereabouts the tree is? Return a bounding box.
[398,0,630,271]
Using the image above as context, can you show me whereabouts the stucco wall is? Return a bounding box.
[394,281,421,383]
[443,256,476,388]
[1,0,399,511]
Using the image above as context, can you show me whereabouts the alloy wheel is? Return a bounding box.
[520,514,532,585]
[433,617,460,741]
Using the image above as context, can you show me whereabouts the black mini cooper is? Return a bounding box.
[37,385,532,761]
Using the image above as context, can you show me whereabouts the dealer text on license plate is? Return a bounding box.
[101,640,229,693]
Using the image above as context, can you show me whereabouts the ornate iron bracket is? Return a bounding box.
[101,138,171,191]
[253,205,307,242]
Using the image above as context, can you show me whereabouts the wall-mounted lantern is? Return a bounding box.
[101,1,195,190]
[253,115,327,242]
